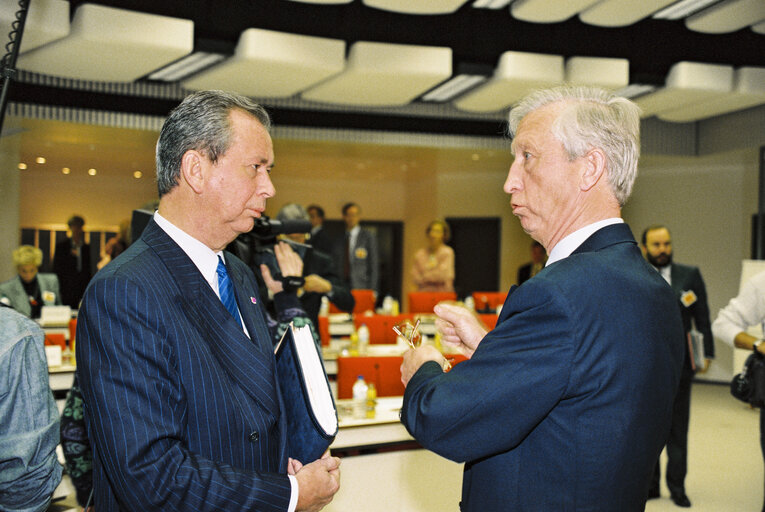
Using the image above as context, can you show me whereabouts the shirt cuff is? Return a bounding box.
[288,474,298,512]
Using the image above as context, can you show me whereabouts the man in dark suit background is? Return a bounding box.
[341,202,378,294]
[53,215,91,308]
[516,240,546,285]
[400,86,685,511]
[642,224,714,508]
[306,205,333,256]
[76,90,340,511]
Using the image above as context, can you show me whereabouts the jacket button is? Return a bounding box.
[249,431,259,442]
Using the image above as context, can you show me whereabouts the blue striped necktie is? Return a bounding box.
[216,256,242,328]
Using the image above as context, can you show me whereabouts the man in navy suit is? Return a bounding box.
[400,86,685,511]
[642,224,714,507]
[76,91,340,511]
[341,202,379,294]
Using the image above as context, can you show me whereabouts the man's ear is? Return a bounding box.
[180,150,205,194]
[580,148,607,192]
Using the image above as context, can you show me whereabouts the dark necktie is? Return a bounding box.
[217,256,242,328]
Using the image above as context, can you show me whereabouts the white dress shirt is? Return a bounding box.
[546,218,624,266]
[713,271,765,348]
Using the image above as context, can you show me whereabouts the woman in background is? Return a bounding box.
[411,220,455,292]
[0,245,61,318]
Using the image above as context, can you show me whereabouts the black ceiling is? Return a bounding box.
[67,0,765,85]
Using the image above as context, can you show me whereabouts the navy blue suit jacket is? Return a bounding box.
[76,220,292,511]
[401,224,685,511]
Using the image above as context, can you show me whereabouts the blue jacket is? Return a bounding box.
[401,223,685,511]
[76,219,292,511]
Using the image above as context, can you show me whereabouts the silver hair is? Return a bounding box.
[277,203,310,222]
[155,90,272,197]
[507,85,641,206]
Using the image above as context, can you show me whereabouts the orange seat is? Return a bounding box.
[407,291,457,313]
[478,313,499,330]
[350,289,376,315]
[472,291,507,311]
[45,333,67,350]
[317,316,331,346]
[68,318,77,345]
[336,356,405,399]
[353,315,398,344]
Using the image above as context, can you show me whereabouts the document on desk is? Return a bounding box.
[275,323,338,462]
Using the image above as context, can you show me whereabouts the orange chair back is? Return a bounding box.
[353,315,398,344]
[68,318,77,345]
[336,356,405,399]
[471,291,507,311]
[350,289,376,315]
[44,333,67,350]
[478,313,499,330]
[317,316,331,346]
[407,291,457,313]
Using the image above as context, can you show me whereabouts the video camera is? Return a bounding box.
[230,216,312,283]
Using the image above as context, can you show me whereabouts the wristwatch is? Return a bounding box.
[754,339,763,353]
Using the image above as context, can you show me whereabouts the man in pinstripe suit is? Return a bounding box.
[76,91,340,512]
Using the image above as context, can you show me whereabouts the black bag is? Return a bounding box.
[731,352,765,408]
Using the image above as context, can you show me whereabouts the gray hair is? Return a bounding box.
[155,90,272,197]
[277,203,310,222]
[507,85,641,206]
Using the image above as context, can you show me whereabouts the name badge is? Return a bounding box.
[42,291,56,304]
[355,247,368,260]
[680,290,697,307]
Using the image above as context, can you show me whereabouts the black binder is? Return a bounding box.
[275,323,338,463]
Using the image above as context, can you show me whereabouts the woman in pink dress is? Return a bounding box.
[411,220,455,292]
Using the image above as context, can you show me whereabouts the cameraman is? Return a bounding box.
[273,203,354,331]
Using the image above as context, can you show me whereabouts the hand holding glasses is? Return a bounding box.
[393,318,452,371]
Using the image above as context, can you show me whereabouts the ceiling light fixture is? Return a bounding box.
[36,156,46,164]
[653,0,721,20]
[148,51,227,81]
[62,167,71,174]
[421,63,493,102]
[88,168,97,176]
[18,163,27,170]
[615,84,657,99]
[133,171,143,179]
[472,0,513,9]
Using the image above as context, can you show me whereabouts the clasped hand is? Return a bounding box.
[290,451,341,512]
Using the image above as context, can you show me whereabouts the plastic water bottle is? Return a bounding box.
[319,296,329,316]
[366,382,377,419]
[357,323,370,354]
[352,376,368,419]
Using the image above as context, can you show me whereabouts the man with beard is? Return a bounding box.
[641,224,714,507]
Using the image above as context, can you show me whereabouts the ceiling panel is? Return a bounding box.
[361,0,469,15]
[511,0,601,23]
[301,42,452,106]
[579,0,676,27]
[635,61,733,118]
[284,0,352,4]
[565,57,629,89]
[17,4,193,82]
[0,0,69,53]
[454,51,564,113]
[657,66,765,122]
[685,0,765,33]
[182,29,345,98]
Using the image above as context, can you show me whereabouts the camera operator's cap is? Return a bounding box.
[277,203,310,222]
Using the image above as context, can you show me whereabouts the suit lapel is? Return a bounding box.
[141,220,280,418]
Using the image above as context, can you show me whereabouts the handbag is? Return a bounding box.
[731,352,765,408]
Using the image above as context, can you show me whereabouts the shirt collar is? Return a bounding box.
[153,211,222,296]
[546,218,624,266]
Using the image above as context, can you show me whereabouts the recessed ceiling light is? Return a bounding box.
[18,162,27,170]
[88,168,97,176]
[36,156,46,164]
[62,167,71,175]
[133,170,143,179]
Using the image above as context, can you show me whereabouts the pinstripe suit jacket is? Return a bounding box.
[76,219,292,511]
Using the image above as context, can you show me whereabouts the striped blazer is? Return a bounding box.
[76,219,291,511]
